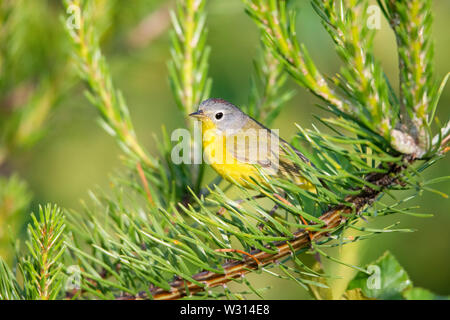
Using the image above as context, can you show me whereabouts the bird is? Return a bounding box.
[189,98,316,192]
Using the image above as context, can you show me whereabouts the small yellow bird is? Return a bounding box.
[189,98,316,192]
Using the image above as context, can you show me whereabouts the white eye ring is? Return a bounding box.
[215,112,224,120]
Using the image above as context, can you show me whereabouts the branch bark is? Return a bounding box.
[118,157,411,300]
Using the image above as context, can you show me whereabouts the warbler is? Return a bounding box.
[189,98,316,192]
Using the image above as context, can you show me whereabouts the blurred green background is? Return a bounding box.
[1,0,449,298]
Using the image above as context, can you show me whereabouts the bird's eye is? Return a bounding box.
[215,112,224,120]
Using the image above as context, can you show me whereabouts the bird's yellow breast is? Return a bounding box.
[201,119,263,188]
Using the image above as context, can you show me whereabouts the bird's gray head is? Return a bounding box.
[189,98,248,133]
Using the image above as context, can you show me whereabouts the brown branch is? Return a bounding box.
[117,157,411,300]
[214,248,262,266]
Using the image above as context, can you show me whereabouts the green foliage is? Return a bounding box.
[346,251,449,300]
[168,0,212,118]
[0,1,71,298]
[243,0,344,110]
[244,0,446,157]
[378,0,436,151]
[403,287,450,300]
[313,0,394,139]
[63,0,158,170]
[0,257,22,299]
[0,0,72,163]
[21,205,66,300]
[0,0,448,300]
[167,0,212,194]
[0,175,31,261]
[347,251,411,299]
[54,0,448,300]
[0,204,66,300]
[246,42,295,126]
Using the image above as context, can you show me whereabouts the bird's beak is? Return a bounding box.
[189,110,205,119]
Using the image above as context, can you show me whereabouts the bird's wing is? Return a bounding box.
[225,120,312,173]
[225,124,316,190]
[225,129,276,168]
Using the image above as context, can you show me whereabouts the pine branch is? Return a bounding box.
[313,0,393,138]
[168,0,212,120]
[0,257,23,299]
[21,205,66,300]
[0,204,68,300]
[380,0,435,148]
[243,0,344,110]
[244,0,442,157]
[120,156,410,300]
[247,40,294,126]
[63,0,158,170]
[168,0,212,191]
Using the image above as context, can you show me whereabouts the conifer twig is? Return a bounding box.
[22,205,66,300]
[64,0,158,170]
[381,0,435,149]
[243,0,344,110]
[168,0,211,121]
[247,41,294,126]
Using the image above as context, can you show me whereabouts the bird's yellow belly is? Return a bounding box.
[210,160,262,188]
[202,123,263,188]
[204,138,263,188]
